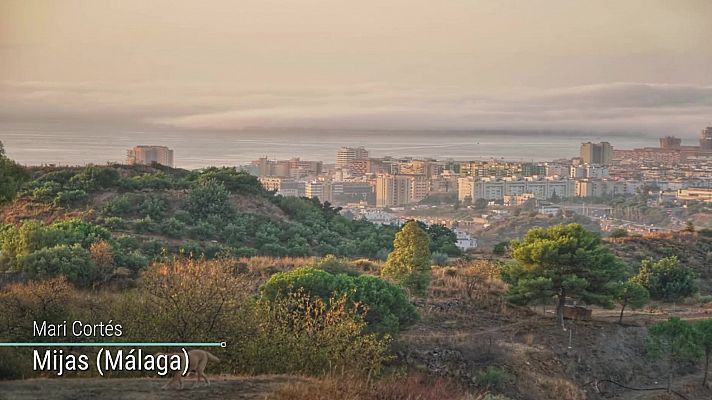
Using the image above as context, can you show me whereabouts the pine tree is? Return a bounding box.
[381,221,431,296]
[506,224,627,327]
[693,319,712,387]
[614,280,649,324]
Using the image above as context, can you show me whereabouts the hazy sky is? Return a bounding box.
[2,0,712,136]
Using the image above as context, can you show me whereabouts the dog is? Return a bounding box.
[159,349,220,390]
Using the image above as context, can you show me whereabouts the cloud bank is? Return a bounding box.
[2,81,711,136]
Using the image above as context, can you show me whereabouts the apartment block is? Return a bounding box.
[126,145,174,167]
[336,147,369,168]
[305,179,333,203]
[580,142,613,165]
[677,187,712,203]
[375,174,411,208]
[458,177,574,202]
[575,179,643,197]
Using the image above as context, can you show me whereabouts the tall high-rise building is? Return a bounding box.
[336,147,369,168]
[700,127,712,150]
[580,142,612,165]
[659,136,682,149]
[126,145,174,167]
[375,174,411,208]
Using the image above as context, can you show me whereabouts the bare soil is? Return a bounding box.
[0,375,305,400]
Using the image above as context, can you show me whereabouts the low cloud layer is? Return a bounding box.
[2,81,711,136]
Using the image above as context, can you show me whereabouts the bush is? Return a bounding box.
[20,245,96,286]
[160,217,186,238]
[103,195,135,216]
[234,291,391,376]
[0,277,75,340]
[261,266,418,335]
[139,196,167,219]
[103,216,127,230]
[132,258,245,342]
[477,366,508,391]
[432,251,449,266]
[313,255,361,276]
[634,256,698,302]
[134,216,159,233]
[609,228,628,238]
[183,179,235,220]
[53,189,89,207]
[493,241,509,255]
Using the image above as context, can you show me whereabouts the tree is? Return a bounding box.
[633,256,698,302]
[647,317,699,392]
[609,228,628,238]
[614,280,649,324]
[506,224,626,327]
[684,220,695,233]
[549,190,561,203]
[0,151,29,203]
[381,221,432,296]
[693,319,712,387]
[474,198,488,211]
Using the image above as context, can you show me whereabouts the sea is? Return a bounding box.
[0,125,663,170]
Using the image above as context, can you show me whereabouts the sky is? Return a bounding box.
[2,0,712,137]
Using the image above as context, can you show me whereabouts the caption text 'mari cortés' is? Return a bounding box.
[31,320,187,377]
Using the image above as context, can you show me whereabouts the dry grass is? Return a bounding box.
[430,260,508,310]
[269,373,476,400]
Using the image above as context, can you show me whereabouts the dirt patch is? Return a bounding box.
[0,375,306,400]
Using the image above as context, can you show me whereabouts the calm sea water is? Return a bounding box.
[0,125,659,170]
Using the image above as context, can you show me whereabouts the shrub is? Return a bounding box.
[139,196,167,219]
[234,291,391,376]
[261,266,418,335]
[183,179,235,220]
[134,216,159,233]
[190,221,218,240]
[180,240,204,257]
[53,189,88,206]
[103,195,134,216]
[0,277,74,340]
[142,239,167,260]
[634,256,698,302]
[609,228,628,238]
[160,217,186,238]
[477,366,508,391]
[113,250,148,271]
[103,216,127,230]
[20,245,96,287]
[432,251,449,266]
[133,258,245,342]
[313,255,361,276]
[493,241,509,256]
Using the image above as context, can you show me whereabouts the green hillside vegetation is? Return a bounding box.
[0,163,461,284]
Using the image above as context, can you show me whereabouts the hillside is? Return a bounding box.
[607,232,712,293]
[475,213,601,249]
[398,264,712,400]
[0,164,460,285]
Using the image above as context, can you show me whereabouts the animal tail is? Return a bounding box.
[206,352,220,362]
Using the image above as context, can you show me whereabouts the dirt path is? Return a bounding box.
[0,375,305,400]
